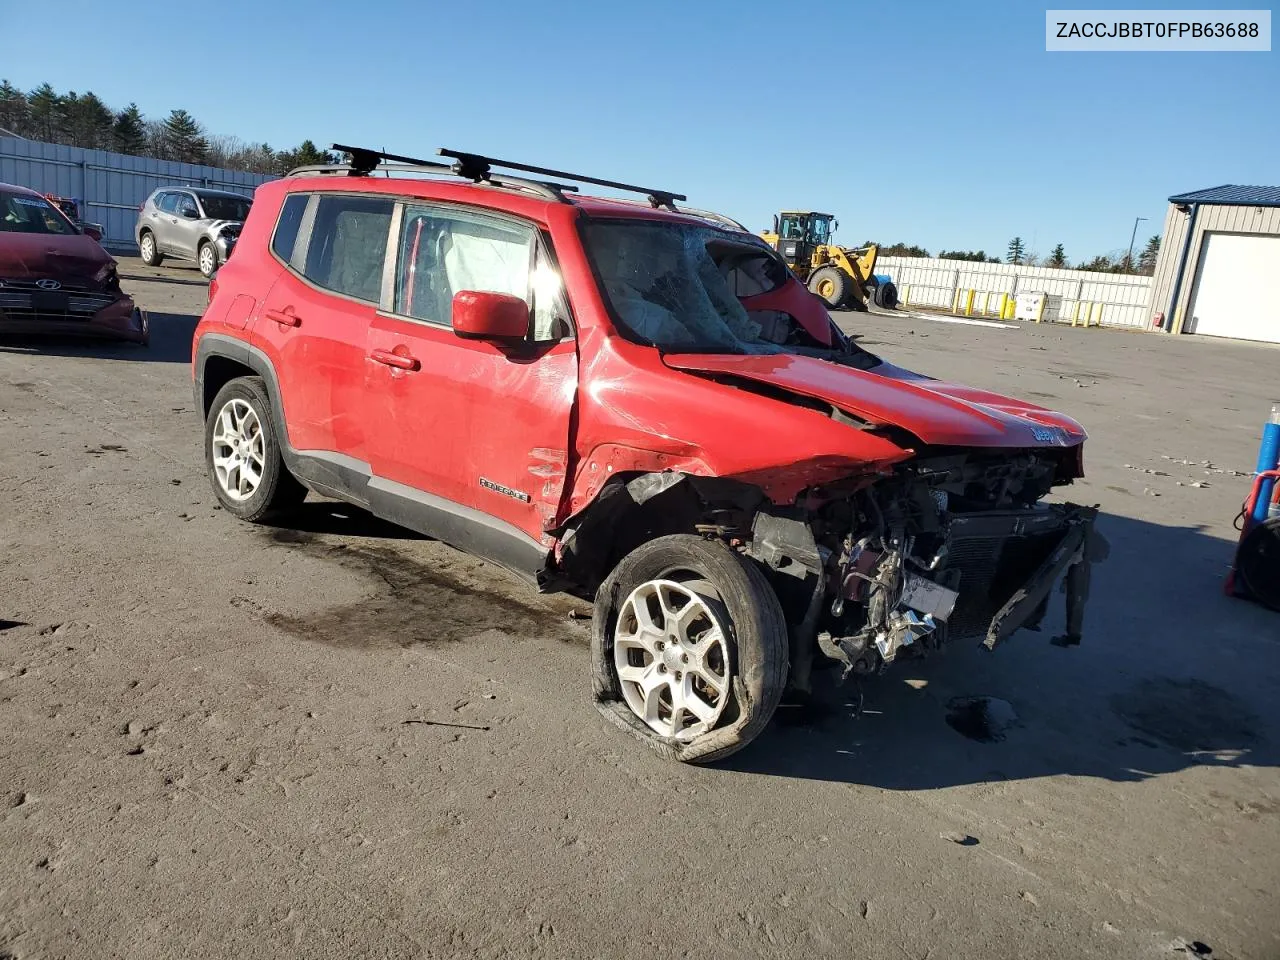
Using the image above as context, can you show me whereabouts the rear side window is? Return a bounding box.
[301,195,394,303]
[271,194,308,265]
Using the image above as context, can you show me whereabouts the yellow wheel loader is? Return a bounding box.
[760,211,890,311]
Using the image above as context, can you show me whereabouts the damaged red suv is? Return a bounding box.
[0,182,147,345]
[193,146,1103,763]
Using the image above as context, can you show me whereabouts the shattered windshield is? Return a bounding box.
[583,218,876,366]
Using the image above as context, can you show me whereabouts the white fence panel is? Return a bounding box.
[876,255,1154,328]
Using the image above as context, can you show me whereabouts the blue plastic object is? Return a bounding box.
[1252,421,1280,523]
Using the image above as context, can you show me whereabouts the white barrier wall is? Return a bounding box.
[876,256,1154,329]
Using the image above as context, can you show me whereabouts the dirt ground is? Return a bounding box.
[2,258,1278,960]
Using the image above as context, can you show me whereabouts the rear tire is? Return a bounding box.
[808,267,849,309]
[198,241,218,278]
[204,376,306,523]
[139,230,162,266]
[591,534,789,764]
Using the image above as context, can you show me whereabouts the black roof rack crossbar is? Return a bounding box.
[331,143,452,176]
[327,144,574,202]
[438,148,686,210]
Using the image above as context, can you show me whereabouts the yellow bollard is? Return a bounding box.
[952,288,962,313]
[997,293,1008,318]
[964,289,975,316]
[902,284,911,306]
[1071,302,1082,327]
[1090,302,1104,327]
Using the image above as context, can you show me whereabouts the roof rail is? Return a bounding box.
[674,205,749,232]
[438,148,686,210]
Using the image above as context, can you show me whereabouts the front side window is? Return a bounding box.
[395,205,557,336]
[176,194,199,218]
[156,192,179,214]
[0,191,76,235]
[300,194,394,303]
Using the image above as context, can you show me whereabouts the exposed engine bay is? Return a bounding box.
[559,444,1105,695]
[745,447,1105,689]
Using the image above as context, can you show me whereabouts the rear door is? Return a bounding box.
[364,201,577,562]
[152,192,181,254]
[253,192,395,494]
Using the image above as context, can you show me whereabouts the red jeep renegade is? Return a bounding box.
[193,146,1102,763]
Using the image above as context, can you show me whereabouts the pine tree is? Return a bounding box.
[1047,243,1067,268]
[0,80,29,135]
[1138,235,1161,274]
[274,139,335,173]
[27,83,59,141]
[1006,236,1026,265]
[163,109,209,164]
[112,104,147,155]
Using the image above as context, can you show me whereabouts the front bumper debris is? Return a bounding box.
[984,503,1107,649]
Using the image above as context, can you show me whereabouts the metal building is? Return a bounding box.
[1148,185,1280,343]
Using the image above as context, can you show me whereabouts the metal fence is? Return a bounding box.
[1,136,276,253]
[875,255,1155,329]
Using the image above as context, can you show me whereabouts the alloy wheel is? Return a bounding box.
[210,398,265,501]
[613,578,731,741]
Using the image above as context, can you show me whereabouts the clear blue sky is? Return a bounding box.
[4,0,1276,261]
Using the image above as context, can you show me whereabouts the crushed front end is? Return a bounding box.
[747,446,1107,688]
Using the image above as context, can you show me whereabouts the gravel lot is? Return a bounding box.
[2,258,1278,960]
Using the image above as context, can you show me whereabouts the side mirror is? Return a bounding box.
[452,290,528,342]
[82,224,102,242]
[181,206,199,219]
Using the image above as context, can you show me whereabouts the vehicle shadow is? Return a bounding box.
[0,311,198,364]
[262,501,428,542]
[722,510,1280,788]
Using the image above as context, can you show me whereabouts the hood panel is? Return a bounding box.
[663,353,1086,448]
[0,232,113,281]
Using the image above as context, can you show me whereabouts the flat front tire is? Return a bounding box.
[204,376,306,522]
[592,534,789,763]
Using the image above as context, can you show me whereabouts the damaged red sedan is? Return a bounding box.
[0,182,147,345]
[193,145,1104,763]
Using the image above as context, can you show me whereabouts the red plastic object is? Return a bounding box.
[1225,469,1280,597]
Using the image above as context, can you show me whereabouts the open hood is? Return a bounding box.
[662,353,1086,449]
[0,232,113,282]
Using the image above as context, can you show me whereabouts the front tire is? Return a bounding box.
[139,231,162,266]
[204,376,306,522]
[198,241,218,278]
[591,534,789,763]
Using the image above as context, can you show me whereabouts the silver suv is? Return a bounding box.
[135,187,252,277]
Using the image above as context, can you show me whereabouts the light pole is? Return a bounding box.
[1126,216,1148,273]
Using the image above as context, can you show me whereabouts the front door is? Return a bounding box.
[364,202,576,567]
[172,192,202,260]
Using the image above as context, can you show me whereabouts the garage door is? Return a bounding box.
[1187,233,1280,343]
